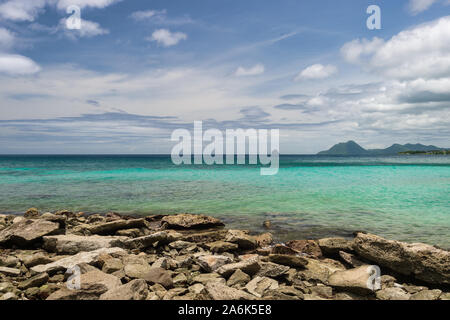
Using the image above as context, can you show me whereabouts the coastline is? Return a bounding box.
[0,209,449,300]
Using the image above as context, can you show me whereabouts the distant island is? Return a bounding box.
[318,141,449,156]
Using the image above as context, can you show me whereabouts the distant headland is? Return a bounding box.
[318,141,449,156]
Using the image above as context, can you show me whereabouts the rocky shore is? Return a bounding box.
[0,208,449,300]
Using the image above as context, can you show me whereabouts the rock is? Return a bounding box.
[0,219,60,247]
[309,285,333,299]
[285,240,322,258]
[123,257,152,279]
[0,292,18,300]
[245,276,278,298]
[318,238,354,255]
[47,269,121,300]
[191,273,225,285]
[102,258,123,274]
[440,292,450,300]
[100,279,149,300]
[153,257,179,270]
[0,282,14,293]
[254,233,273,247]
[380,275,397,289]
[0,255,19,267]
[353,232,450,285]
[85,219,148,235]
[0,266,21,276]
[24,208,40,218]
[328,265,379,295]
[169,240,194,250]
[189,283,205,294]
[262,220,272,229]
[30,247,126,274]
[38,284,59,299]
[217,257,261,278]
[268,254,308,268]
[141,267,173,289]
[375,287,411,300]
[161,214,224,230]
[43,235,128,254]
[18,252,52,268]
[257,262,290,278]
[225,230,257,249]
[173,273,188,286]
[410,289,442,300]
[338,251,365,267]
[205,282,256,300]
[18,272,49,290]
[123,231,169,250]
[205,241,238,253]
[163,288,189,300]
[116,228,142,237]
[227,269,251,287]
[271,244,299,255]
[197,255,232,273]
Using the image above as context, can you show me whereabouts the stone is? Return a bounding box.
[189,283,205,294]
[19,252,53,268]
[0,219,60,246]
[161,214,224,229]
[18,272,49,290]
[124,257,152,279]
[197,255,232,272]
[153,257,179,270]
[227,269,251,287]
[245,276,278,298]
[439,292,450,300]
[30,247,126,274]
[309,285,333,299]
[0,292,18,300]
[254,233,273,247]
[116,228,141,237]
[375,287,411,300]
[318,238,354,255]
[100,279,149,300]
[205,241,238,253]
[410,289,442,300]
[0,266,20,276]
[169,240,194,250]
[217,257,261,278]
[0,255,19,267]
[24,208,40,218]
[0,282,14,293]
[225,230,257,249]
[84,219,148,235]
[205,282,256,300]
[173,273,188,286]
[257,262,290,278]
[102,258,123,274]
[47,269,121,300]
[123,231,169,250]
[327,265,378,295]
[268,254,308,268]
[271,244,299,255]
[275,285,304,299]
[263,220,272,229]
[338,251,365,267]
[141,267,173,289]
[285,240,322,258]
[353,232,450,285]
[43,235,128,254]
[191,273,225,285]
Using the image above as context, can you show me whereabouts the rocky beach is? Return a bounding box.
[0,208,449,301]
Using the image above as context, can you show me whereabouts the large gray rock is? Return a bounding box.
[43,235,128,254]
[410,289,442,300]
[205,282,256,300]
[318,238,354,255]
[30,247,126,274]
[268,254,308,268]
[100,279,149,300]
[141,267,173,289]
[0,219,60,246]
[375,287,411,300]
[245,276,278,298]
[327,265,378,295]
[353,233,450,285]
[257,262,290,278]
[197,255,232,272]
[81,219,148,235]
[225,230,257,249]
[123,231,169,250]
[216,257,261,278]
[161,214,224,230]
[123,256,152,279]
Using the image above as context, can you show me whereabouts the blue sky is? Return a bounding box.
[0,0,449,154]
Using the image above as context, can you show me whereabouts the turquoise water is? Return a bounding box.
[0,155,449,248]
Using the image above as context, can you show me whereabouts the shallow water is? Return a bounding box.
[0,155,449,248]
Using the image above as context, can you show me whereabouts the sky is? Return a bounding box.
[0,0,449,154]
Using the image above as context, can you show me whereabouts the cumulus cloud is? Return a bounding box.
[148,29,187,47]
[408,0,438,14]
[235,64,265,77]
[130,9,167,21]
[0,28,15,50]
[341,16,450,80]
[0,53,41,75]
[294,64,337,81]
[59,18,109,38]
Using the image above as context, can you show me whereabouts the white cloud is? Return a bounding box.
[130,9,167,21]
[235,64,265,77]
[341,16,450,80]
[148,29,187,47]
[55,0,122,10]
[295,64,337,81]
[0,53,41,75]
[59,18,109,38]
[408,0,437,14]
[0,28,15,50]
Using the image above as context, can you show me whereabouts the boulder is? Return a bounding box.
[245,276,279,298]
[18,273,49,290]
[161,214,224,230]
[47,269,121,300]
[43,235,128,254]
[123,256,152,279]
[296,257,346,284]
[0,266,20,276]
[254,233,273,247]
[84,219,148,235]
[24,208,40,218]
[100,279,149,300]
[257,262,290,278]
[205,282,256,300]
[197,255,232,272]
[0,219,60,246]
[410,289,442,300]
[168,240,194,250]
[205,241,238,253]
[353,232,450,285]
[318,238,354,255]
[191,273,225,285]
[141,267,173,289]
[327,265,378,295]
[227,269,251,287]
[0,255,19,267]
[123,231,169,250]
[18,252,52,268]
[268,254,308,268]
[338,251,365,267]
[217,257,261,278]
[30,247,126,274]
[225,230,257,249]
[375,287,411,300]
[285,240,323,258]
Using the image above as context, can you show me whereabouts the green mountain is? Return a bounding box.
[318,141,446,156]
